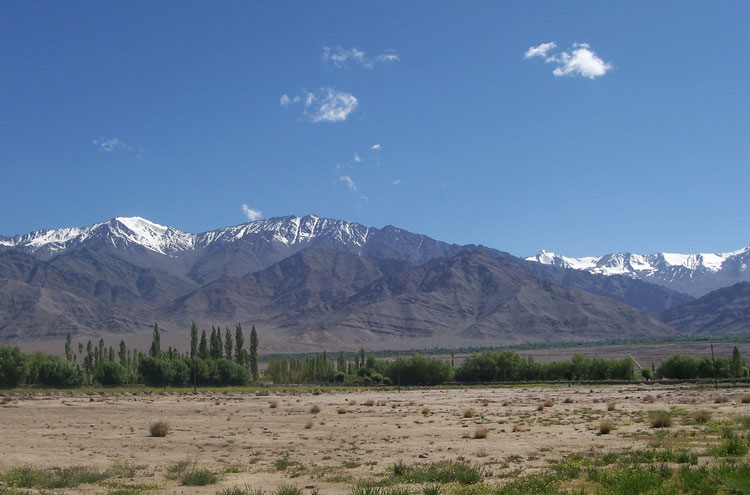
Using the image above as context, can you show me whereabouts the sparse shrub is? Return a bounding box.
[715,396,729,404]
[351,482,384,495]
[181,467,219,486]
[269,401,278,409]
[512,424,521,432]
[741,396,750,404]
[218,486,264,495]
[274,458,294,471]
[337,407,347,414]
[693,410,711,423]
[543,400,554,408]
[310,405,321,414]
[463,409,474,418]
[563,397,574,404]
[149,420,169,437]
[473,427,488,439]
[363,399,375,406]
[643,395,655,403]
[392,461,407,477]
[712,436,749,457]
[274,486,302,495]
[304,421,313,429]
[537,404,544,411]
[649,410,672,428]
[422,484,441,495]
[166,459,192,480]
[606,401,616,411]
[421,407,431,415]
[348,399,357,406]
[599,419,614,435]
[389,460,482,485]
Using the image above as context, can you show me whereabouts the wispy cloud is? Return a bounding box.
[354,153,361,162]
[280,88,358,123]
[339,175,357,191]
[93,137,130,152]
[323,46,400,69]
[370,143,381,150]
[241,204,263,221]
[525,42,612,79]
[524,42,557,60]
[392,179,401,185]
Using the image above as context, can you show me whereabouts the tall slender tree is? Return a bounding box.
[249,325,259,381]
[149,322,161,358]
[234,324,245,365]
[199,330,209,359]
[190,321,198,359]
[64,333,73,361]
[224,328,233,360]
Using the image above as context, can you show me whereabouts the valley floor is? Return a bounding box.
[1,384,750,494]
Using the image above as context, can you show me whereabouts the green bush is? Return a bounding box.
[38,359,84,387]
[0,346,29,388]
[95,361,127,386]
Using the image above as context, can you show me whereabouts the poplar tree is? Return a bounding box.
[190,322,198,359]
[199,330,209,359]
[249,325,259,381]
[149,322,161,358]
[64,333,73,361]
[224,328,233,361]
[118,341,127,367]
[234,324,245,365]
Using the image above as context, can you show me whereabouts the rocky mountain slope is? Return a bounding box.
[661,282,750,335]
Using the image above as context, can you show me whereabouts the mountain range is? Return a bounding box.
[0,215,747,352]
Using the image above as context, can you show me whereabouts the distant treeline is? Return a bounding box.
[0,328,747,388]
[0,322,259,388]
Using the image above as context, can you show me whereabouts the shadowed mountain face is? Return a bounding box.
[661,282,750,335]
[164,250,676,351]
[0,215,704,350]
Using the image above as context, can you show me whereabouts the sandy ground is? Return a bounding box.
[1,384,750,494]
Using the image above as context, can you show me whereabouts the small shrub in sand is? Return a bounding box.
[348,399,357,406]
[304,421,313,429]
[649,410,672,428]
[473,427,488,439]
[599,419,614,435]
[741,396,750,404]
[181,467,219,486]
[607,401,616,411]
[310,405,321,414]
[543,400,554,408]
[463,409,474,419]
[149,421,169,437]
[269,401,278,409]
[563,397,574,404]
[536,404,545,412]
[363,399,375,406]
[274,486,302,495]
[421,407,431,415]
[693,410,711,423]
[336,407,347,414]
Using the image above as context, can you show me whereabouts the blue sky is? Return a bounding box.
[2,2,749,257]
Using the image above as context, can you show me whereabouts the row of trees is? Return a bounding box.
[0,322,260,388]
[656,347,747,380]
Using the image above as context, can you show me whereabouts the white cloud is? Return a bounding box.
[524,42,557,60]
[323,46,399,69]
[392,179,401,185]
[94,137,130,152]
[552,43,612,79]
[280,88,358,123]
[241,204,262,221]
[525,42,612,79]
[339,175,357,191]
[370,143,381,150]
[354,153,361,162]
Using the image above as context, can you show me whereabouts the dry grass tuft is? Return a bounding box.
[310,405,321,414]
[606,401,616,411]
[337,407,347,415]
[649,410,672,428]
[463,409,474,419]
[512,424,521,432]
[599,419,613,435]
[543,400,554,408]
[269,401,278,409]
[348,399,357,406]
[149,420,169,437]
[473,427,488,439]
[422,407,431,415]
[304,421,313,429]
[537,404,545,411]
[363,399,375,406]
[693,410,711,423]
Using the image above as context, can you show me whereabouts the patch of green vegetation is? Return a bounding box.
[217,486,264,495]
[388,461,483,485]
[0,465,107,489]
[180,467,219,486]
[274,486,302,495]
[166,459,192,480]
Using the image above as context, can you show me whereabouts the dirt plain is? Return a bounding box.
[2,383,750,494]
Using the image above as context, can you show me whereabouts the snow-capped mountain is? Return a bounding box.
[526,248,750,297]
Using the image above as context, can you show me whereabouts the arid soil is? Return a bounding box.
[1,384,749,494]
